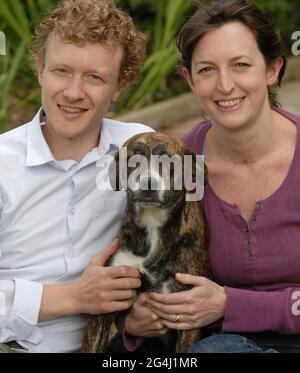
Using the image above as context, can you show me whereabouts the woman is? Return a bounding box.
[124,0,300,353]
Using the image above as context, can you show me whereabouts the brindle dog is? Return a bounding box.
[81,132,210,353]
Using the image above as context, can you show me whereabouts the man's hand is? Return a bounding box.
[124,293,168,337]
[39,240,141,321]
[75,239,141,314]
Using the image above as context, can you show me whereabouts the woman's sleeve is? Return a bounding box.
[222,286,300,334]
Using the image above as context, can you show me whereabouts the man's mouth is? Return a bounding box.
[58,104,88,114]
[216,97,245,108]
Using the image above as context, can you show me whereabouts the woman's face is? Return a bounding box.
[183,22,282,131]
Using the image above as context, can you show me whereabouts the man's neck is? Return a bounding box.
[41,125,101,163]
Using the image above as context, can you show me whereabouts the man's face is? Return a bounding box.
[37,33,123,143]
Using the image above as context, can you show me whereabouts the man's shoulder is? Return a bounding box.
[103,118,154,148]
[0,122,29,151]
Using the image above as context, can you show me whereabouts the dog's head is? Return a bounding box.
[110,132,206,209]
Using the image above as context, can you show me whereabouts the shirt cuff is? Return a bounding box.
[2,279,43,344]
[222,286,285,333]
[115,313,145,352]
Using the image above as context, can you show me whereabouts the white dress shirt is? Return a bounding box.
[0,109,153,352]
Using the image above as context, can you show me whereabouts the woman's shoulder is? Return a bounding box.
[181,118,211,154]
[273,107,300,124]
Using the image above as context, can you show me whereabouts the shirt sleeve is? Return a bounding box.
[115,313,145,352]
[0,278,43,344]
[0,189,3,216]
[222,286,300,334]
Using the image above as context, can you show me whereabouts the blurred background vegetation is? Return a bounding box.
[0,0,299,132]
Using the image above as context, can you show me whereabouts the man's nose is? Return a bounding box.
[63,76,85,101]
[217,70,235,94]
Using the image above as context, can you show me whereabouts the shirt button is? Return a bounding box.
[256,202,262,210]
[70,207,75,215]
[67,249,74,258]
[247,240,252,245]
[247,250,253,257]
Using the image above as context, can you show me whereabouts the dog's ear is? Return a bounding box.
[108,150,120,191]
[204,162,208,185]
[184,146,208,187]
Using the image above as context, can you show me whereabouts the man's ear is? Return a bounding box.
[182,67,196,93]
[266,57,284,86]
[35,57,44,86]
[112,88,122,103]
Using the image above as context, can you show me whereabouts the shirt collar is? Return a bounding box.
[26,108,119,168]
[26,108,56,167]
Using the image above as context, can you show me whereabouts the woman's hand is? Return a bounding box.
[147,273,226,330]
[124,293,169,337]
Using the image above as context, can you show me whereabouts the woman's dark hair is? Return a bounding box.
[177,0,286,107]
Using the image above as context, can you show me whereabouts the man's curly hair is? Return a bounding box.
[30,0,147,88]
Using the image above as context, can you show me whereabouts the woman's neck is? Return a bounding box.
[206,107,280,165]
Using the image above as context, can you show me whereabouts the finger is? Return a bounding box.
[162,319,191,331]
[149,291,187,305]
[110,289,137,301]
[150,306,184,322]
[137,292,151,306]
[109,277,141,290]
[103,299,134,313]
[176,273,208,286]
[91,239,120,266]
[107,265,141,279]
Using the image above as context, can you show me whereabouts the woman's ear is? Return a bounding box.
[182,67,196,93]
[266,57,284,86]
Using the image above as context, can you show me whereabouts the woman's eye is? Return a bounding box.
[198,67,213,74]
[236,63,250,68]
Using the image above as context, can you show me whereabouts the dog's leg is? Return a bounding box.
[81,314,115,353]
[176,329,202,353]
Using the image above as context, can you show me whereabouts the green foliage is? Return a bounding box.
[253,0,300,53]
[0,0,56,132]
[0,0,299,132]
[115,0,194,112]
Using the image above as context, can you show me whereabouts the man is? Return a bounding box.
[0,0,153,353]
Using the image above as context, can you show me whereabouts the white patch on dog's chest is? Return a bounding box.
[111,250,155,283]
[139,206,169,258]
[111,251,145,271]
[112,207,170,288]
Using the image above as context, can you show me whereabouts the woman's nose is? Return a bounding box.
[217,70,235,94]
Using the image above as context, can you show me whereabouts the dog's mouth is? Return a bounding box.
[134,196,162,208]
[138,201,162,208]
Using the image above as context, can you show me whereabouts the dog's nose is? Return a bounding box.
[140,176,159,190]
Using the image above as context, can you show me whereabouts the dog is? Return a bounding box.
[81,132,210,353]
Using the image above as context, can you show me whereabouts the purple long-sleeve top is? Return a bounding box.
[182,108,300,335]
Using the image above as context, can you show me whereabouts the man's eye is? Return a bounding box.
[55,68,68,75]
[87,75,102,83]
